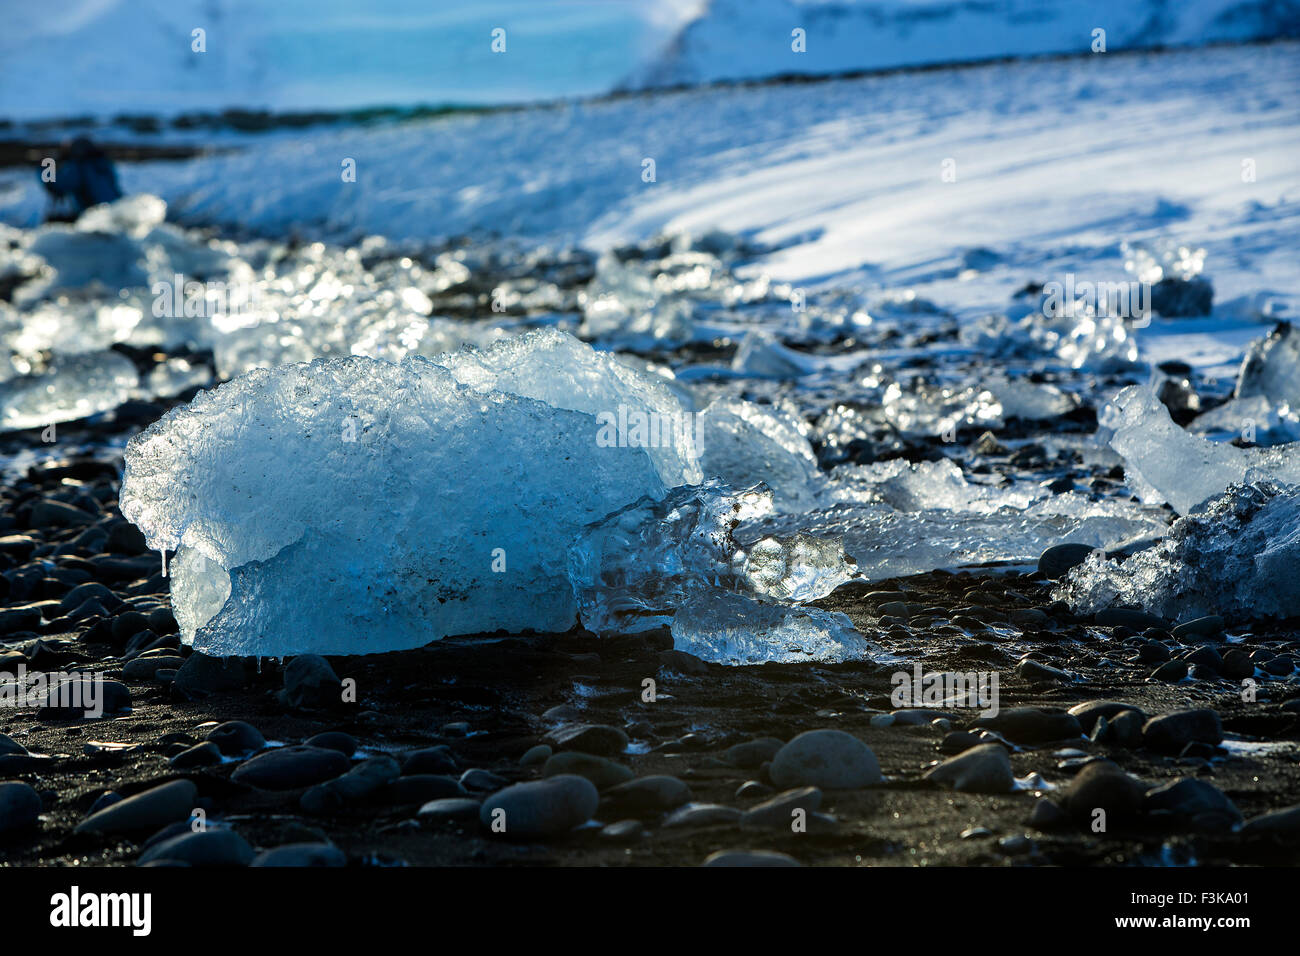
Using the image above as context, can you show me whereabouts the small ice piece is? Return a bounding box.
[741,533,855,602]
[569,480,852,635]
[1105,385,1300,514]
[120,331,689,657]
[730,330,820,378]
[985,377,1077,421]
[882,381,1002,436]
[144,357,212,399]
[671,592,872,665]
[697,398,824,510]
[1056,481,1300,623]
[0,350,138,431]
[1194,322,1300,444]
[578,251,696,347]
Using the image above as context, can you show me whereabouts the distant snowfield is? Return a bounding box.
[2,43,1297,365]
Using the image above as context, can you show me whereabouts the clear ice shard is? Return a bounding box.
[0,350,138,431]
[1104,384,1300,515]
[696,398,824,510]
[120,330,693,656]
[671,592,873,665]
[1056,481,1300,623]
[1192,322,1300,444]
[568,480,854,636]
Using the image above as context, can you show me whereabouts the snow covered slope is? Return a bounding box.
[630,0,1300,89]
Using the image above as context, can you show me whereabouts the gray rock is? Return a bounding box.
[418,797,483,824]
[724,737,784,769]
[769,729,881,790]
[924,743,1015,794]
[122,655,186,681]
[519,744,552,767]
[1150,660,1189,682]
[973,707,1083,744]
[1144,778,1242,831]
[599,819,645,842]
[386,775,467,804]
[459,768,509,792]
[1142,709,1223,754]
[544,723,628,757]
[283,654,342,709]
[702,849,800,867]
[251,843,346,867]
[1038,543,1097,580]
[173,653,251,699]
[603,775,692,813]
[542,752,633,790]
[478,775,600,839]
[400,746,457,776]
[1028,798,1068,830]
[1065,761,1145,825]
[0,781,42,833]
[658,649,709,674]
[76,779,197,835]
[231,746,350,791]
[38,677,130,719]
[1017,659,1071,683]
[1172,615,1224,639]
[741,786,823,827]
[138,829,255,867]
[1067,701,1148,734]
[0,733,27,757]
[300,756,400,812]
[1096,608,1166,630]
[206,720,266,756]
[169,741,223,769]
[1240,805,1300,836]
[305,732,357,757]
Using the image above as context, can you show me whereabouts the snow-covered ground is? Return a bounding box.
[4,41,1295,356]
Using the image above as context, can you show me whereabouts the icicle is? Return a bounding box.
[160,548,168,578]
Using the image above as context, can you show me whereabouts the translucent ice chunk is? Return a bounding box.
[671,592,873,665]
[568,480,852,635]
[120,332,687,656]
[697,398,823,510]
[0,350,138,431]
[1193,323,1300,444]
[1105,385,1300,515]
[1056,481,1300,623]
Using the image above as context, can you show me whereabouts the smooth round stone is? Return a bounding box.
[170,741,223,769]
[1037,543,1097,580]
[1220,650,1255,680]
[1065,761,1145,824]
[230,746,350,790]
[251,843,347,867]
[282,654,342,709]
[542,752,633,790]
[305,731,357,757]
[1150,660,1189,682]
[38,677,131,719]
[418,797,483,824]
[459,768,509,792]
[75,779,197,835]
[1172,615,1224,639]
[0,781,43,834]
[0,733,27,757]
[735,780,774,801]
[923,743,1014,794]
[519,744,552,767]
[1067,701,1148,734]
[545,723,629,757]
[1240,805,1300,836]
[974,707,1083,744]
[702,850,800,867]
[769,730,881,790]
[478,775,599,839]
[138,829,255,867]
[603,775,692,812]
[599,819,645,843]
[1142,709,1223,754]
[301,757,400,812]
[662,803,743,828]
[1143,778,1241,831]
[1028,798,1068,830]
[122,655,186,681]
[401,746,457,776]
[207,721,267,756]
[740,787,823,827]
[1017,659,1070,683]
[723,737,783,769]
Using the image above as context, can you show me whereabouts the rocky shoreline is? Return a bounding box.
[2,431,1298,866]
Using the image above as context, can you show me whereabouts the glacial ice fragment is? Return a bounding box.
[1056,482,1300,623]
[568,480,853,636]
[1192,322,1300,444]
[120,331,690,656]
[696,398,823,510]
[672,592,873,665]
[0,350,138,431]
[1105,384,1300,515]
